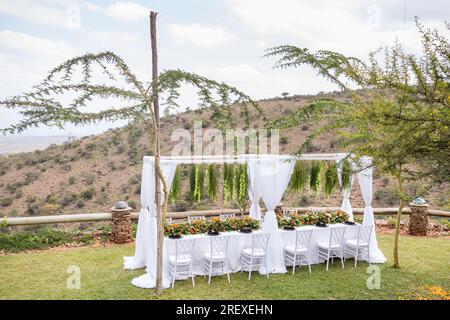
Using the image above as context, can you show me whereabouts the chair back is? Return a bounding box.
[357,225,373,245]
[329,226,346,247]
[209,235,230,258]
[251,233,270,255]
[188,216,205,223]
[295,229,313,251]
[220,213,235,221]
[312,208,325,214]
[165,217,173,225]
[174,238,196,261]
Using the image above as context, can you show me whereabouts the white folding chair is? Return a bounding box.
[165,217,173,225]
[317,226,346,271]
[188,215,205,223]
[219,213,235,221]
[284,229,313,274]
[345,224,373,268]
[282,208,297,217]
[241,233,270,280]
[203,235,231,284]
[312,208,325,214]
[168,238,196,289]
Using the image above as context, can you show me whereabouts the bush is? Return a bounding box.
[24,171,40,185]
[128,200,137,209]
[76,199,85,208]
[0,228,93,253]
[82,173,95,186]
[60,193,77,207]
[80,188,95,200]
[68,176,76,185]
[280,136,289,145]
[45,194,58,204]
[0,197,13,207]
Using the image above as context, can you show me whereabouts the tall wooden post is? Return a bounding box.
[150,11,163,295]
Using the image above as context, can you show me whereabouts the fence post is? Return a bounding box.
[110,201,133,243]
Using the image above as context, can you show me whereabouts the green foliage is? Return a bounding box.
[288,161,310,192]
[340,160,352,191]
[323,162,338,196]
[309,162,322,194]
[80,188,95,200]
[277,210,348,228]
[206,164,219,201]
[169,166,182,203]
[266,19,450,184]
[0,228,93,253]
[223,164,234,204]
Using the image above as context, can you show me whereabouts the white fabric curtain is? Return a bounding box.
[336,159,355,221]
[248,157,295,274]
[247,164,262,220]
[356,157,386,263]
[124,159,177,276]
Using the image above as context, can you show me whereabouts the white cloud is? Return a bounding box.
[168,23,236,47]
[226,0,431,57]
[0,0,67,27]
[0,30,74,58]
[106,1,149,21]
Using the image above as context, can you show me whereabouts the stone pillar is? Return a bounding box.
[408,203,429,236]
[110,201,133,243]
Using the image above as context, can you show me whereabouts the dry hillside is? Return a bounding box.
[0,93,448,218]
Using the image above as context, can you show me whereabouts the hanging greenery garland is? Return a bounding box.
[323,162,338,196]
[189,164,196,200]
[206,164,219,201]
[309,161,322,194]
[341,160,352,191]
[193,164,205,203]
[289,161,309,192]
[236,164,248,204]
[223,163,234,204]
[170,166,182,203]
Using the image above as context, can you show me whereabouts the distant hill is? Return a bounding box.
[0,92,448,218]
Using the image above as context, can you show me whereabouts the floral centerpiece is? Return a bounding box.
[276,210,349,229]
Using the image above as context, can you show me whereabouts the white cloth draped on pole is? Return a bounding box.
[356,157,386,263]
[124,158,177,288]
[248,157,295,274]
[247,164,262,220]
[336,159,355,221]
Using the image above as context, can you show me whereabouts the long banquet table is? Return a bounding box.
[165,223,360,277]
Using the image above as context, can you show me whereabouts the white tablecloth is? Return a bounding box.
[130,223,362,288]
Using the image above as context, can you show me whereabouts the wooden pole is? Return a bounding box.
[150,10,163,295]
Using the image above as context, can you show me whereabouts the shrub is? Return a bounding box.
[60,193,77,207]
[128,200,137,209]
[95,192,110,206]
[24,171,40,185]
[0,228,93,253]
[0,197,13,207]
[280,136,289,145]
[80,188,95,200]
[45,194,58,204]
[68,176,76,185]
[76,199,85,208]
[81,173,95,186]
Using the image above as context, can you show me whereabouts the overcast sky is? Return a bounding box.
[0,0,448,136]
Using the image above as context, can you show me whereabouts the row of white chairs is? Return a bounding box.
[168,224,373,288]
[165,214,237,225]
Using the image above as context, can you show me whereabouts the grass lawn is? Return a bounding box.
[0,234,448,300]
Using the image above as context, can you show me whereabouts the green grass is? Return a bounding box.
[0,235,448,300]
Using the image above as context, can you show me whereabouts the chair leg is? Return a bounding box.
[225,261,231,284]
[265,257,269,278]
[248,256,253,280]
[208,260,213,285]
[191,262,195,287]
[326,252,330,271]
[340,249,345,269]
[292,254,296,275]
[172,264,177,289]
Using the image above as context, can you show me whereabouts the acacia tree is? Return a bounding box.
[265,19,449,268]
[0,51,262,292]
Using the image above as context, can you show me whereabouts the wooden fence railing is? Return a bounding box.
[2,207,449,226]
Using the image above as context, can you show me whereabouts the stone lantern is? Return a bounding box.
[408,197,429,236]
[110,201,133,243]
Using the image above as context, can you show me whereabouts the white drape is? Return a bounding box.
[336,159,355,221]
[248,157,295,273]
[124,159,177,275]
[247,164,262,220]
[356,157,386,263]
